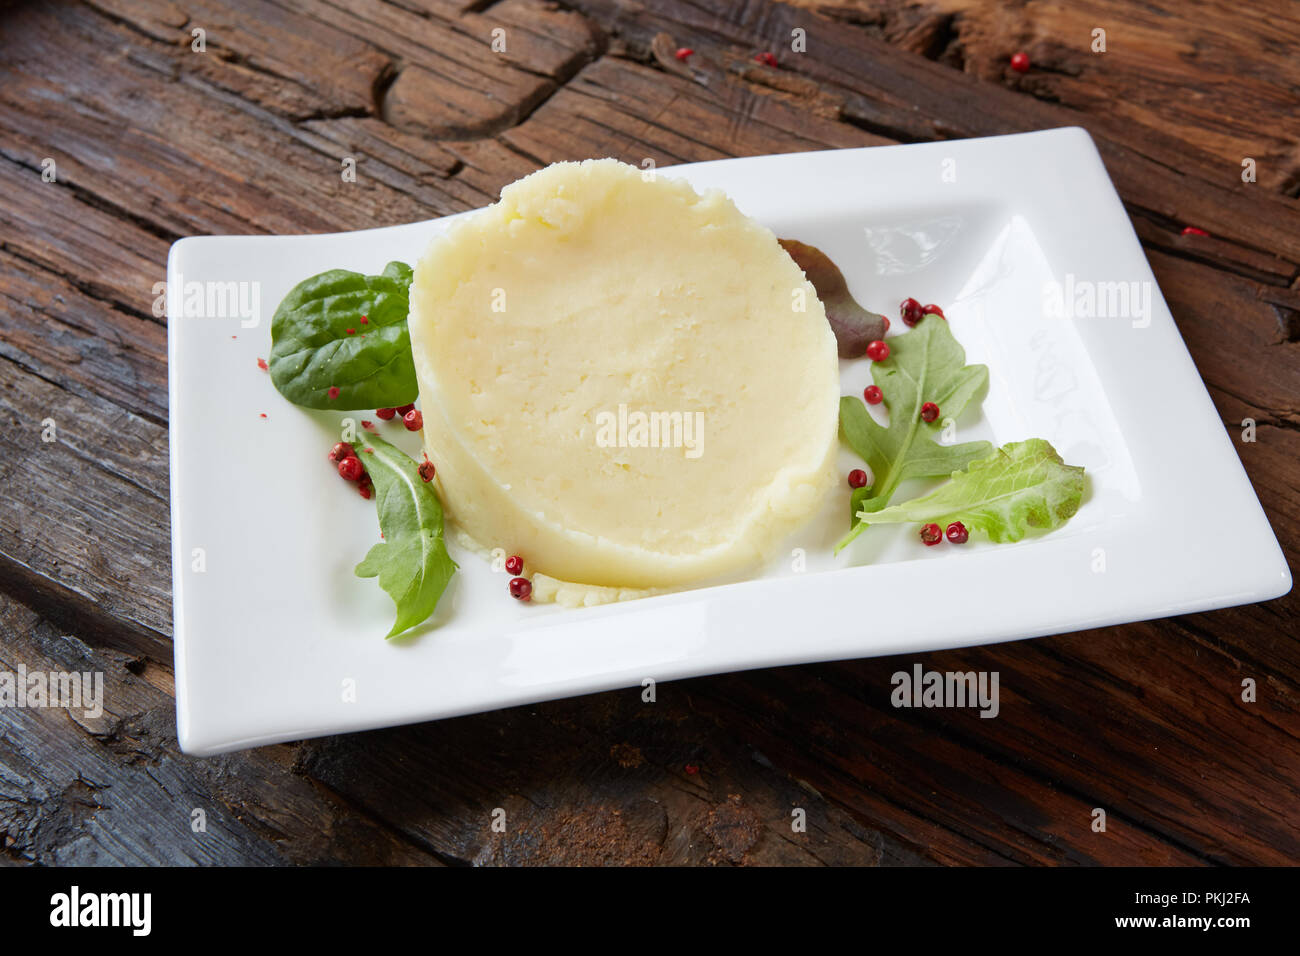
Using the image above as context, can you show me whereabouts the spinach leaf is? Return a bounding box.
[838,315,992,549]
[352,434,457,638]
[853,439,1085,542]
[269,261,417,409]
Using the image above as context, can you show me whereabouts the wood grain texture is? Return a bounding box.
[0,0,1296,865]
[794,0,1300,195]
[0,595,438,864]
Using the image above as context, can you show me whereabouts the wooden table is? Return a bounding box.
[2,0,1297,865]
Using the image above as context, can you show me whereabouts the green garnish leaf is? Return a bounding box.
[838,314,992,549]
[851,439,1085,542]
[352,434,457,638]
[779,239,887,358]
[270,261,417,409]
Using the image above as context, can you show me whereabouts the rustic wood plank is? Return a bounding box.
[0,594,438,864]
[297,684,924,865]
[501,54,877,166]
[796,0,1300,194]
[0,355,172,657]
[687,667,1207,865]
[269,0,603,137]
[1148,249,1300,429]
[0,249,168,425]
[0,157,169,321]
[88,0,393,119]
[560,0,1300,277]
[0,0,1296,867]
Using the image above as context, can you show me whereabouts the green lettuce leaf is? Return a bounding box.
[838,315,993,549]
[853,439,1085,542]
[269,261,417,409]
[352,434,456,638]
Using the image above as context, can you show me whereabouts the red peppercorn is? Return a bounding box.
[922,303,945,319]
[684,763,699,775]
[345,328,356,335]
[418,458,436,482]
[358,479,373,500]
[866,340,890,361]
[375,407,397,420]
[328,442,354,462]
[361,420,375,431]
[396,403,415,416]
[509,576,532,601]
[1181,225,1210,237]
[881,316,890,333]
[256,357,268,371]
[755,51,778,67]
[360,315,369,324]
[504,554,524,575]
[863,385,883,405]
[1010,51,1030,73]
[920,523,943,546]
[920,401,939,423]
[900,297,924,327]
[403,409,423,431]
[338,456,365,482]
[946,521,969,544]
[675,47,693,61]
[847,469,868,489]
[327,386,340,400]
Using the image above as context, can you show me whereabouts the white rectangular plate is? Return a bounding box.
[169,128,1290,755]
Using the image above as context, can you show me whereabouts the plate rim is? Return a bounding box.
[168,127,1292,755]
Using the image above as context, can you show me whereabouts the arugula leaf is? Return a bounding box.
[270,261,417,409]
[851,439,1085,542]
[779,239,886,357]
[352,434,457,638]
[838,315,992,549]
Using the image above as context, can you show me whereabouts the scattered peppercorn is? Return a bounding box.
[863,385,883,405]
[920,523,943,546]
[848,468,868,488]
[900,297,924,327]
[946,521,969,544]
[866,339,890,361]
